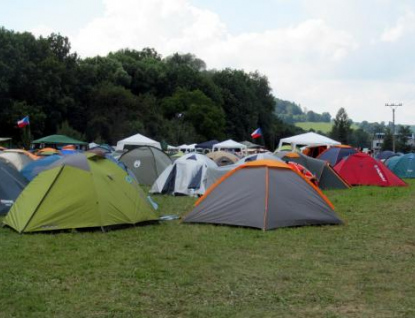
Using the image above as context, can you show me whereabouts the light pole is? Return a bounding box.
[385,103,402,152]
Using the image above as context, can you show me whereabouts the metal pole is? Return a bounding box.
[392,108,395,152]
[385,103,402,152]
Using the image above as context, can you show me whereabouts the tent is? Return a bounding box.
[277,132,340,151]
[116,133,161,151]
[376,150,399,161]
[317,145,358,166]
[334,153,406,187]
[3,153,158,233]
[21,155,63,181]
[119,146,172,185]
[302,145,330,158]
[385,153,415,178]
[150,153,217,196]
[35,147,61,156]
[32,134,87,147]
[183,160,343,230]
[206,151,239,166]
[178,144,197,152]
[195,140,219,150]
[0,150,37,171]
[205,152,283,189]
[0,161,28,215]
[240,141,263,149]
[212,139,247,153]
[275,151,350,190]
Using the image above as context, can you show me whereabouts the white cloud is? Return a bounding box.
[67,0,415,124]
[30,25,56,38]
[381,11,415,42]
[72,0,227,57]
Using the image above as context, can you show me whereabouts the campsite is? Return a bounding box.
[1,131,415,316]
[1,182,414,317]
[2,2,415,316]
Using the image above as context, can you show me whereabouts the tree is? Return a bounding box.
[161,89,225,142]
[349,128,371,148]
[321,112,331,122]
[396,125,412,153]
[330,108,352,144]
[381,128,393,151]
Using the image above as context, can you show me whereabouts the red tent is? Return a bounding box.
[334,153,406,187]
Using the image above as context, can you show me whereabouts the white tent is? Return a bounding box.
[212,139,247,153]
[150,153,217,196]
[116,133,161,151]
[277,132,340,151]
[178,144,197,152]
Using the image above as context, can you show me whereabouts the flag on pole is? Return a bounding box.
[251,128,262,139]
[17,116,30,128]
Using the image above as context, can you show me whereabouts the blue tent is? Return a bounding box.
[386,153,415,178]
[0,161,28,214]
[376,150,399,161]
[317,147,358,166]
[21,155,62,181]
[195,140,219,150]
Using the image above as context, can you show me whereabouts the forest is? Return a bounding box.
[0,27,302,150]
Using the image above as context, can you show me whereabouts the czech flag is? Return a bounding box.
[251,128,262,139]
[17,116,30,128]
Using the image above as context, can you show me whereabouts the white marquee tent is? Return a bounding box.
[277,132,340,151]
[116,133,161,151]
[212,139,247,152]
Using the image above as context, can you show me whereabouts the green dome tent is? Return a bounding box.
[4,153,158,233]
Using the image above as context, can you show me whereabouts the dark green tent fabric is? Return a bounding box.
[32,134,87,145]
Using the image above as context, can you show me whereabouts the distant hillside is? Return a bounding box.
[275,98,331,124]
[295,122,359,134]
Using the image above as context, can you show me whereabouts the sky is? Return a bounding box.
[2,0,415,125]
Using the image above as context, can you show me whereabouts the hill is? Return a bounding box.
[295,122,359,134]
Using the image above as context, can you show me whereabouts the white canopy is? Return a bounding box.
[212,139,247,152]
[116,133,161,150]
[277,132,340,151]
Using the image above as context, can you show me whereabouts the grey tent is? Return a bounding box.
[119,146,172,185]
[205,152,283,189]
[0,151,34,171]
[150,153,217,196]
[183,160,343,230]
[0,161,28,215]
[275,151,350,190]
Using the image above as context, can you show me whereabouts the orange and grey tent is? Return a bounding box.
[183,160,343,230]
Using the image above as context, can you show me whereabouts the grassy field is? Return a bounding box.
[1,183,415,317]
[295,122,360,133]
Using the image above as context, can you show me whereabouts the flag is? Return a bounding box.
[17,116,30,128]
[251,128,262,139]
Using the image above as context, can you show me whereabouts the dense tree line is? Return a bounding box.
[0,27,301,150]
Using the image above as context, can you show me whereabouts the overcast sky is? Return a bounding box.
[2,0,415,124]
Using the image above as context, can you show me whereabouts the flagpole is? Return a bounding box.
[26,123,32,150]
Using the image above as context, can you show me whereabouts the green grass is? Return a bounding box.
[1,183,415,317]
[295,122,359,133]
